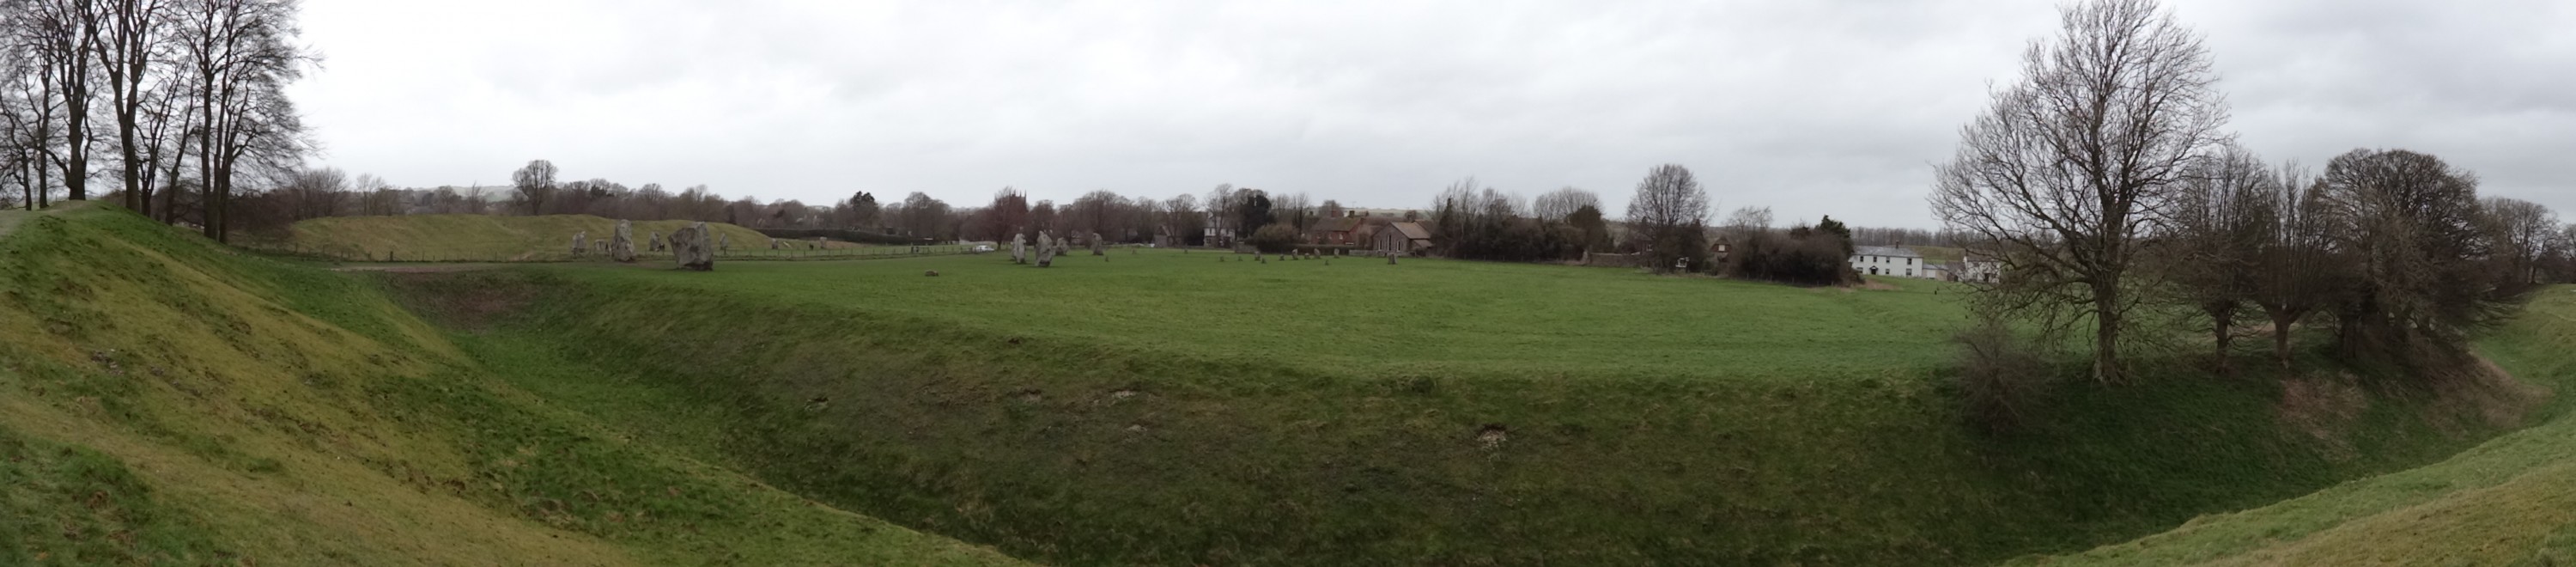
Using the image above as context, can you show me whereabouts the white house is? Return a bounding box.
[1962,255,2002,284]
[1850,246,1930,278]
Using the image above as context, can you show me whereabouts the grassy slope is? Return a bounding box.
[2027,288,2576,566]
[273,214,829,261]
[0,204,1018,565]
[398,251,2551,565]
[1909,245,1965,265]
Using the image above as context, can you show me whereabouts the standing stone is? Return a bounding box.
[1036,232,1057,267]
[719,233,731,252]
[1012,233,1027,264]
[648,231,665,252]
[610,220,638,263]
[1091,232,1105,255]
[672,223,715,271]
[1388,250,1398,265]
[571,231,588,256]
[769,238,782,250]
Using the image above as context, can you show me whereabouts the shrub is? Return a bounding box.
[1728,228,1854,286]
[1249,223,1300,253]
[1952,315,2057,435]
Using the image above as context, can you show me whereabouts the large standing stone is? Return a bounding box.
[1011,233,1027,264]
[610,220,638,262]
[1036,231,1056,267]
[571,231,588,257]
[719,233,730,252]
[648,231,665,252]
[1091,232,1105,255]
[671,223,715,271]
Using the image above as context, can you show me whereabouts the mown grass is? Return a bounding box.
[547,251,1973,382]
[383,251,2562,565]
[264,213,842,262]
[2025,287,2576,566]
[0,204,1018,565]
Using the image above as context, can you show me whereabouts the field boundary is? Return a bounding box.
[239,241,992,263]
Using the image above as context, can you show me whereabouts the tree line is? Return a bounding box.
[1421,164,1861,287]
[2,0,313,242]
[265,158,1389,247]
[1930,0,2576,393]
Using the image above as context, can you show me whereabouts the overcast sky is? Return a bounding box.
[288,0,2575,229]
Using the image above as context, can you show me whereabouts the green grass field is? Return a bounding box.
[14,204,2576,565]
[371,249,2569,564]
[551,250,1971,381]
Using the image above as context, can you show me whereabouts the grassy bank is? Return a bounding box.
[2026,287,2576,565]
[0,204,1017,564]
[264,213,855,262]
[386,251,2555,564]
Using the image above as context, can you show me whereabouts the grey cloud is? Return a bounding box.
[290,0,2573,228]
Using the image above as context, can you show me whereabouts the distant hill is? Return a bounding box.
[269,214,849,261]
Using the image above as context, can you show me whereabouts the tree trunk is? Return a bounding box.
[117,106,143,214]
[161,125,190,223]
[2093,281,2123,383]
[2269,309,2299,370]
[2207,302,2235,375]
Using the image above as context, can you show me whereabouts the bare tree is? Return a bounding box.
[1272,191,1313,232]
[2160,144,2274,374]
[176,0,312,241]
[2481,197,2558,294]
[2315,148,2498,369]
[1722,206,1774,242]
[1202,183,1237,243]
[509,158,556,215]
[2246,164,2332,369]
[15,0,102,201]
[275,164,341,220]
[1163,192,1200,244]
[896,192,951,240]
[1532,186,1601,223]
[1071,189,1120,237]
[1929,0,2230,382]
[97,0,168,212]
[1625,164,1711,272]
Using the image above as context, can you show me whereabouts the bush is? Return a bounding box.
[1952,316,2056,435]
[1728,228,1854,286]
[1249,223,1301,253]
